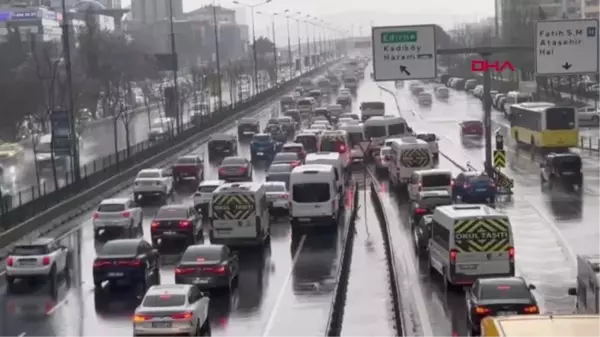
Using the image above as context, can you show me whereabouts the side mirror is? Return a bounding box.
[528,284,537,290]
[567,287,577,296]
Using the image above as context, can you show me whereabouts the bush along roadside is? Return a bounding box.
[0,62,336,234]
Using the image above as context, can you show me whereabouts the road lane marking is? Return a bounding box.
[46,296,69,315]
[18,333,26,337]
[262,234,306,337]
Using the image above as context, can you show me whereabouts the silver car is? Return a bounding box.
[133,284,211,336]
[576,106,600,126]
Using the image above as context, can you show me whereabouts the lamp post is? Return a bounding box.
[256,11,278,85]
[307,16,318,66]
[167,0,181,132]
[60,0,80,182]
[233,0,272,96]
[211,1,223,112]
[288,11,303,74]
[300,13,310,69]
[283,10,292,80]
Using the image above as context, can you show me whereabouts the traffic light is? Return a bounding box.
[495,133,504,150]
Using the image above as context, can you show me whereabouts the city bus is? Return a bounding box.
[509,102,578,149]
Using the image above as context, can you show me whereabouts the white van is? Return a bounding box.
[305,153,345,199]
[35,133,72,171]
[428,204,515,288]
[297,98,314,115]
[408,169,453,200]
[289,164,339,228]
[209,182,270,246]
[318,130,351,169]
[364,116,409,147]
[359,101,385,121]
[388,137,434,191]
[502,91,533,118]
[338,123,365,162]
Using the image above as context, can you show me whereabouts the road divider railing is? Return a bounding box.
[0,61,337,253]
[325,182,359,337]
[579,136,599,152]
[369,180,405,336]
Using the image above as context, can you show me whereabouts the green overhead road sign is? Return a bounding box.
[381,31,418,43]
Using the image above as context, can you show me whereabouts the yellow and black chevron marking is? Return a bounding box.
[493,150,506,168]
[494,171,514,189]
[453,218,511,252]
[212,194,256,220]
[400,148,431,168]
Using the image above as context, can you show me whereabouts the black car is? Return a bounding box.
[408,191,452,226]
[218,156,252,181]
[237,118,260,138]
[271,152,302,168]
[175,244,239,291]
[208,134,238,160]
[150,205,202,247]
[276,116,296,137]
[412,214,433,255]
[466,277,538,335]
[540,152,583,192]
[264,124,287,143]
[92,238,160,290]
[266,163,294,188]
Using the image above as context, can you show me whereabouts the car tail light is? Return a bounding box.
[93,260,111,268]
[523,305,538,313]
[175,267,195,275]
[212,266,226,274]
[93,212,100,219]
[218,168,227,175]
[7,257,13,266]
[179,220,191,228]
[338,144,347,153]
[280,194,289,200]
[415,208,427,215]
[239,167,248,173]
[450,249,458,263]
[118,260,141,266]
[133,314,152,322]
[42,256,50,266]
[508,247,515,260]
[150,221,160,230]
[475,306,491,315]
[121,211,131,217]
[172,312,193,320]
[450,179,455,186]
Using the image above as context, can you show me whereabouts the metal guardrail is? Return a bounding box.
[369,179,405,336]
[579,136,599,152]
[325,182,359,337]
[0,62,336,253]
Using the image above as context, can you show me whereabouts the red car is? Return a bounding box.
[460,120,484,140]
[172,155,204,183]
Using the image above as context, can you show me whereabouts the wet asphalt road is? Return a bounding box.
[0,72,361,337]
[2,85,235,205]
[361,73,599,335]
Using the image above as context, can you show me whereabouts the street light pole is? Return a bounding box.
[292,15,302,74]
[303,16,310,68]
[168,0,180,132]
[234,0,272,96]
[271,14,277,85]
[211,2,223,112]
[60,0,80,182]
[283,11,292,79]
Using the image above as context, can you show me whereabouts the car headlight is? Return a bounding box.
[6,152,15,157]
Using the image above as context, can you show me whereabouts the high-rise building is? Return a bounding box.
[131,0,182,24]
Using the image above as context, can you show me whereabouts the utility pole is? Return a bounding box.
[212,2,223,112]
[284,12,292,79]
[168,0,180,132]
[304,19,310,68]
[60,0,80,182]
[293,15,302,74]
[271,15,277,84]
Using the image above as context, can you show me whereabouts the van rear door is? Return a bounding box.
[291,181,335,219]
[421,173,452,195]
[211,193,257,238]
[451,217,513,283]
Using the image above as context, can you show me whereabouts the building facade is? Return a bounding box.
[130,0,182,24]
[0,6,62,42]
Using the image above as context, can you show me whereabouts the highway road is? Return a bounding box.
[1,80,267,206]
[356,72,598,336]
[0,69,375,337]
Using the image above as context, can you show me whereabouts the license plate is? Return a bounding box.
[152,322,172,328]
[19,261,36,266]
[476,188,487,192]
[164,231,176,235]
[107,272,124,277]
[299,218,311,222]
[459,264,477,270]
[257,152,264,155]
[497,311,517,316]
[193,277,209,284]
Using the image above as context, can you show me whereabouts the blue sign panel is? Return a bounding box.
[11,11,39,20]
[51,109,72,156]
[0,12,10,22]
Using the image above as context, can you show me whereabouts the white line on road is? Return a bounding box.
[18,333,26,337]
[262,234,306,337]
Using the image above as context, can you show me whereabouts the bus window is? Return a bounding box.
[546,107,576,129]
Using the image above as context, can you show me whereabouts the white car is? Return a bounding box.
[93,197,143,239]
[416,133,439,160]
[5,238,69,292]
[263,181,290,213]
[576,106,600,126]
[133,168,173,203]
[133,284,211,336]
[309,123,331,131]
[192,180,225,212]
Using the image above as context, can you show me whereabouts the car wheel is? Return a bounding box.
[199,315,212,336]
[6,276,15,293]
[154,270,161,285]
[48,265,57,294]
